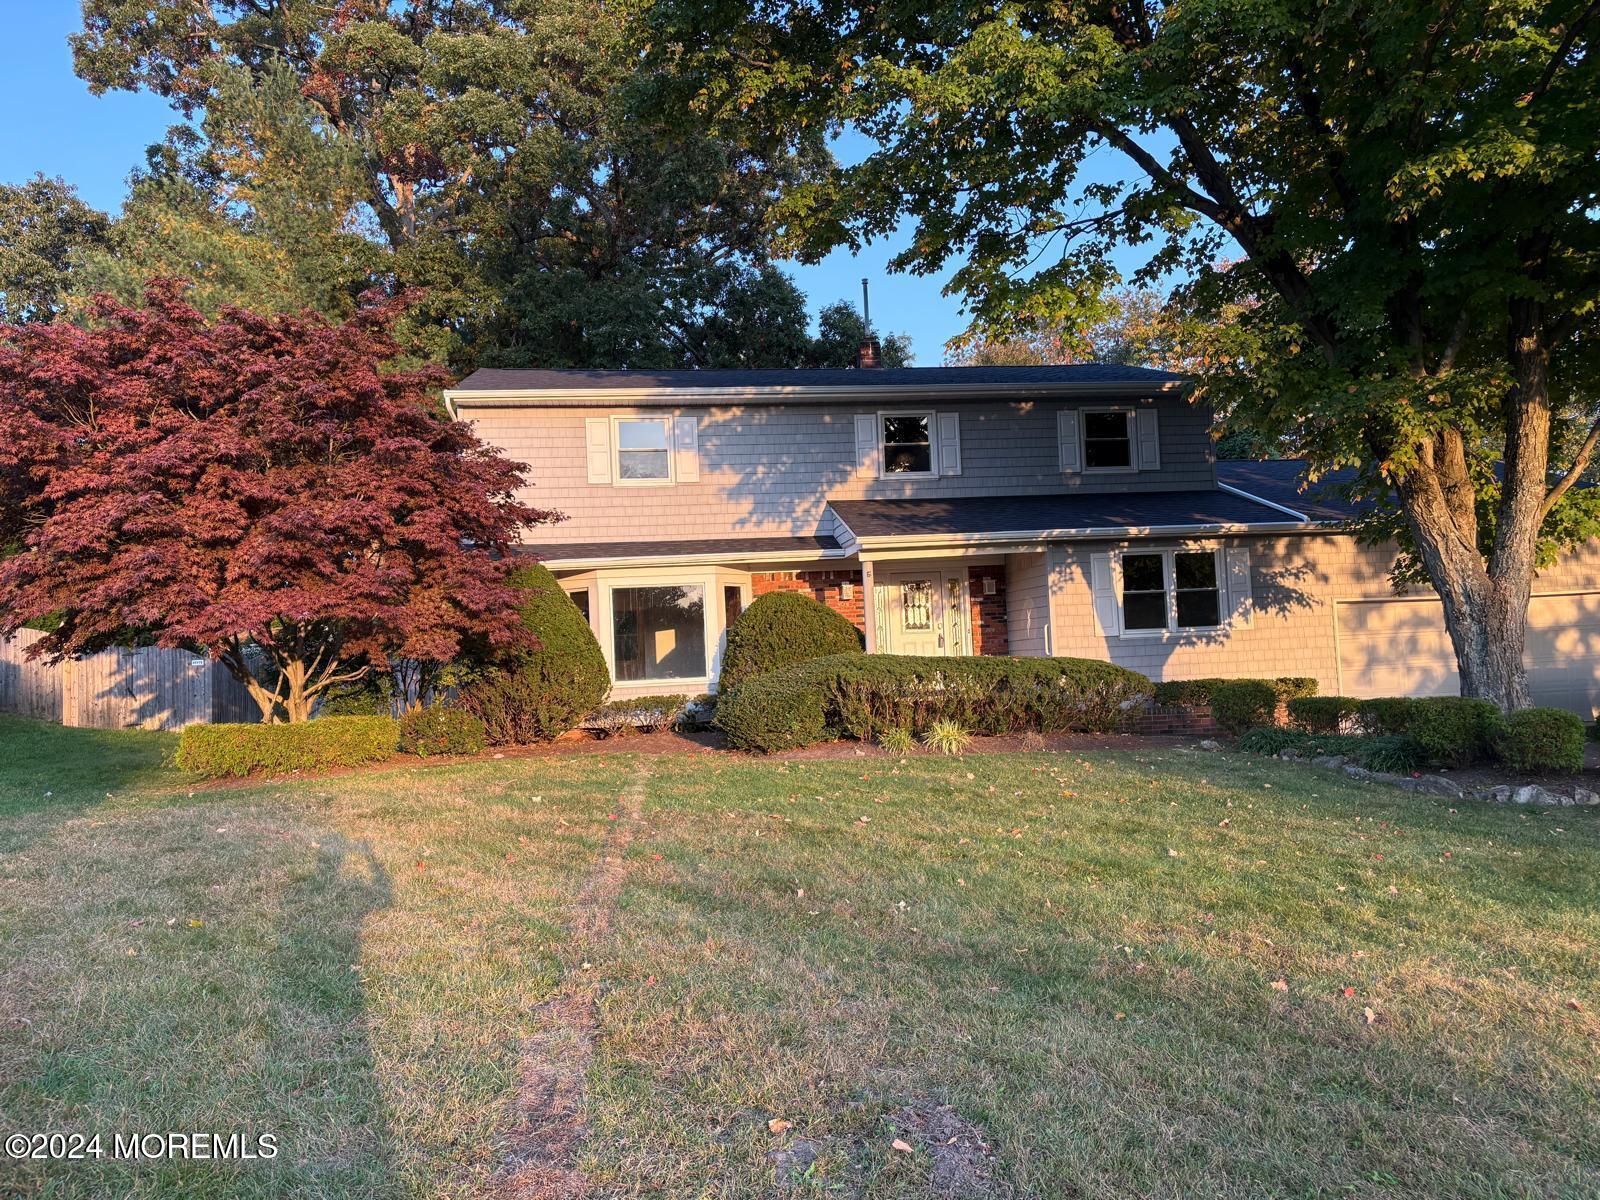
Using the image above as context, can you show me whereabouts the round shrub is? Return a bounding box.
[1495,707,1586,773]
[1356,697,1418,735]
[399,707,487,758]
[456,563,610,744]
[1210,680,1278,734]
[714,667,830,752]
[1288,695,1362,733]
[1408,696,1503,768]
[717,591,863,694]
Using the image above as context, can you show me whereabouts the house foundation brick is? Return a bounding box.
[750,569,867,631]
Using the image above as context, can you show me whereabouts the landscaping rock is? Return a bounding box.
[1513,784,1563,806]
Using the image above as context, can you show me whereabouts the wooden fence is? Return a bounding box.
[0,629,258,730]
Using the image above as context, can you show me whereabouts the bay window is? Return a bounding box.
[611,585,706,681]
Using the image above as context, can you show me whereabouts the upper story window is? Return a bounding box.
[614,416,672,483]
[1120,549,1223,634]
[1082,410,1134,469]
[881,412,934,475]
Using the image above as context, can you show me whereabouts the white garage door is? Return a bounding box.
[1336,593,1600,715]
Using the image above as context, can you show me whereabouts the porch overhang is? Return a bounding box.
[524,534,849,570]
[827,487,1332,558]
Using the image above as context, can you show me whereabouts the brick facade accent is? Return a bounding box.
[750,569,867,631]
[967,566,1008,655]
[1127,703,1219,736]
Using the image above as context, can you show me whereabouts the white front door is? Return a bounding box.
[886,568,970,656]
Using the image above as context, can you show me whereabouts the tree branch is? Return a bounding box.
[1541,413,1600,521]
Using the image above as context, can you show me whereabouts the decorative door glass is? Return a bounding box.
[901,580,933,630]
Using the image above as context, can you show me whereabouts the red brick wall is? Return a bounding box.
[968,566,1008,656]
[750,569,867,631]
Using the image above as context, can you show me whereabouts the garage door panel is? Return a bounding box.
[1337,594,1600,714]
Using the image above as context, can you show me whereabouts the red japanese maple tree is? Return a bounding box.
[0,281,555,722]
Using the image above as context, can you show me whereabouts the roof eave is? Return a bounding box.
[444,378,1191,409]
[848,519,1336,551]
[533,544,855,570]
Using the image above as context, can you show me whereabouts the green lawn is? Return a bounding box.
[1,714,1597,1198]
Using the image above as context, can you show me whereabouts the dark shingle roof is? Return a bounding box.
[1217,459,1363,522]
[829,489,1297,540]
[527,534,842,563]
[454,363,1187,396]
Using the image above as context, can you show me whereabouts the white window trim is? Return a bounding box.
[610,414,675,487]
[876,409,938,479]
[1114,547,1225,638]
[1079,407,1136,474]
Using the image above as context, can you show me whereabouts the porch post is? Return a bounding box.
[861,559,880,653]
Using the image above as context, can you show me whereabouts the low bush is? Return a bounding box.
[1408,696,1503,768]
[716,654,1150,752]
[717,591,864,694]
[922,720,971,756]
[1235,727,1306,756]
[455,564,610,744]
[1288,695,1363,733]
[1357,697,1419,735]
[399,707,487,758]
[1236,727,1427,773]
[1153,676,1318,707]
[1211,680,1279,734]
[879,727,918,755]
[588,694,690,737]
[1495,707,1586,773]
[176,716,398,778]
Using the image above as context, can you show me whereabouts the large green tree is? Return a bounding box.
[0,175,109,323]
[73,0,826,367]
[651,0,1600,709]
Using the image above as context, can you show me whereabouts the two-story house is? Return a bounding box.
[445,354,1600,714]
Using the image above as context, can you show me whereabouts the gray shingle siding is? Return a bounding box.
[468,396,1215,545]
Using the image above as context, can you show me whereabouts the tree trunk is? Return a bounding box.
[1395,432,1541,712]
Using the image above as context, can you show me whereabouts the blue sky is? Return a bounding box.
[0,8,1111,365]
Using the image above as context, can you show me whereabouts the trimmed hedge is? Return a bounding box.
[1236,727,1428,773]
[1211,680,1279,734]
[717,654,1150,753]
[176,716,398,778]
[1356,697,1419,736]
[1153,676,1318,707]
[1496,707,1586,773]
[717,591,864,694]
[399,707,487,758]
[1408,696,1503,768]
[456,563,611,744]
[1287,695,1363,733]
